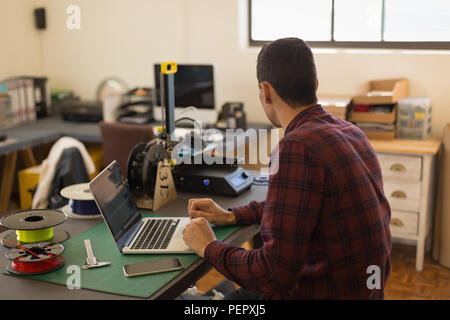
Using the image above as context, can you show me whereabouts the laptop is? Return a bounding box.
[88,161,192,254]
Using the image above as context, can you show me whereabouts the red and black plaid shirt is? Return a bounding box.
[204,104,392,299]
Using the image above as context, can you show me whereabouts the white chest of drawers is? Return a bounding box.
[371,137,442,271]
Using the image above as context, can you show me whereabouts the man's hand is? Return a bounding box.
[188,198,236,226]
[182,217,217,258]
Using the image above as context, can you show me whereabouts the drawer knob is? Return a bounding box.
[391,218,404,227]
[391,190,407,199]
[390,163,406,172]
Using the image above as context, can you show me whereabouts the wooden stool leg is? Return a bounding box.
[19,147,37,167]
[0,152,18,215]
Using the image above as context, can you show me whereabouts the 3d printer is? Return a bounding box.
[126,62,253,203]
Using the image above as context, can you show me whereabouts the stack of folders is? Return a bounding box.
[0,83,12,129]
[355,122,395,133]
[0,78,37,129]
[349,104,397,140]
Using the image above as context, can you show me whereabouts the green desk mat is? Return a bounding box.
[4,216,240,298]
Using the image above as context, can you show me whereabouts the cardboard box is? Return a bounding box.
[318,94,352,120]
[350,104,397,124]
[353,78,409,105]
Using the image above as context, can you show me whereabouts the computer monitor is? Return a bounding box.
[153,64,217,124]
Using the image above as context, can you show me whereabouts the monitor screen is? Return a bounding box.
[154,64,215,109]
[89,162,141,243]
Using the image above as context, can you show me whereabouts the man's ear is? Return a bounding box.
[260,81,272,104]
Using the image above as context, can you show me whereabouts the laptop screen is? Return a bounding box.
[89,161,141,243]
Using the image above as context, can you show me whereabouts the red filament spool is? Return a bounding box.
[11,256,65,274]
[5,241,65,275]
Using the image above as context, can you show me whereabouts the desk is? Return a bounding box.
[0,117,101,156]
[0,181,267,300]
[369,136,442,271]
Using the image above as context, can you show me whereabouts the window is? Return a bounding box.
[333,0,382,42]
[384,0,450,41]
[249,0,450,49]
[251,0,332,41]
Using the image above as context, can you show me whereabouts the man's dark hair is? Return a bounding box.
[257,38,318,107]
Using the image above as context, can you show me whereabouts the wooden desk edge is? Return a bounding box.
[369,136,442,156]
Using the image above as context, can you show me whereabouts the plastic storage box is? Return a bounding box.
[397,97,432,140]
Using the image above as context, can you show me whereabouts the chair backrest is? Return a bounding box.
[99,121,154,176]
[49,147,90,209]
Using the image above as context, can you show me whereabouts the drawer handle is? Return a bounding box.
[390,163,406,172]
[391,190,407,199]
[391,218,404,227]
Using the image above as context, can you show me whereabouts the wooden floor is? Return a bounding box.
[196,243,450,300]
[385,243,450,299]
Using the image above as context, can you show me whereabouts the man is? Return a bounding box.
[182,38,392,299]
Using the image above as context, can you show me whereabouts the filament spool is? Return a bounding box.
[60,183,95,201]
[1,229,70,249]
[5,242,65,275]
[60,183,102,219]
[127,140,170,199]
[9,256,65,275]
[0,209,69,248]
[16,227,54,243]
[68,199,100,215]
[6,242,64,261]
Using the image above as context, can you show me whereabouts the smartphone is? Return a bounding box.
[122,258,183,277]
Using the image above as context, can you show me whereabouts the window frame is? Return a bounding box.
[248,0,450,50]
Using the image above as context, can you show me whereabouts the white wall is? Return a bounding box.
[0,0,43,78]
[35,0,187,100]
[184,0,262,121]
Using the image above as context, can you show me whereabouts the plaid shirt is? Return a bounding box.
[204,104,392,300]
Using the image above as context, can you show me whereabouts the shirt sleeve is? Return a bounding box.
[230,200,265,225]
[204,140,325,295]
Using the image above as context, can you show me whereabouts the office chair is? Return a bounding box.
[99,121,155,176]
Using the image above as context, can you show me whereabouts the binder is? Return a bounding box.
[22,76,51,118]
[0,82,12,128]
[24,78,36,122]
[16,79,27,122]
[6,80,20,125]
[1,76,50,126]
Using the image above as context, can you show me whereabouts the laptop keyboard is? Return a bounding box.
[131,219,180,250]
